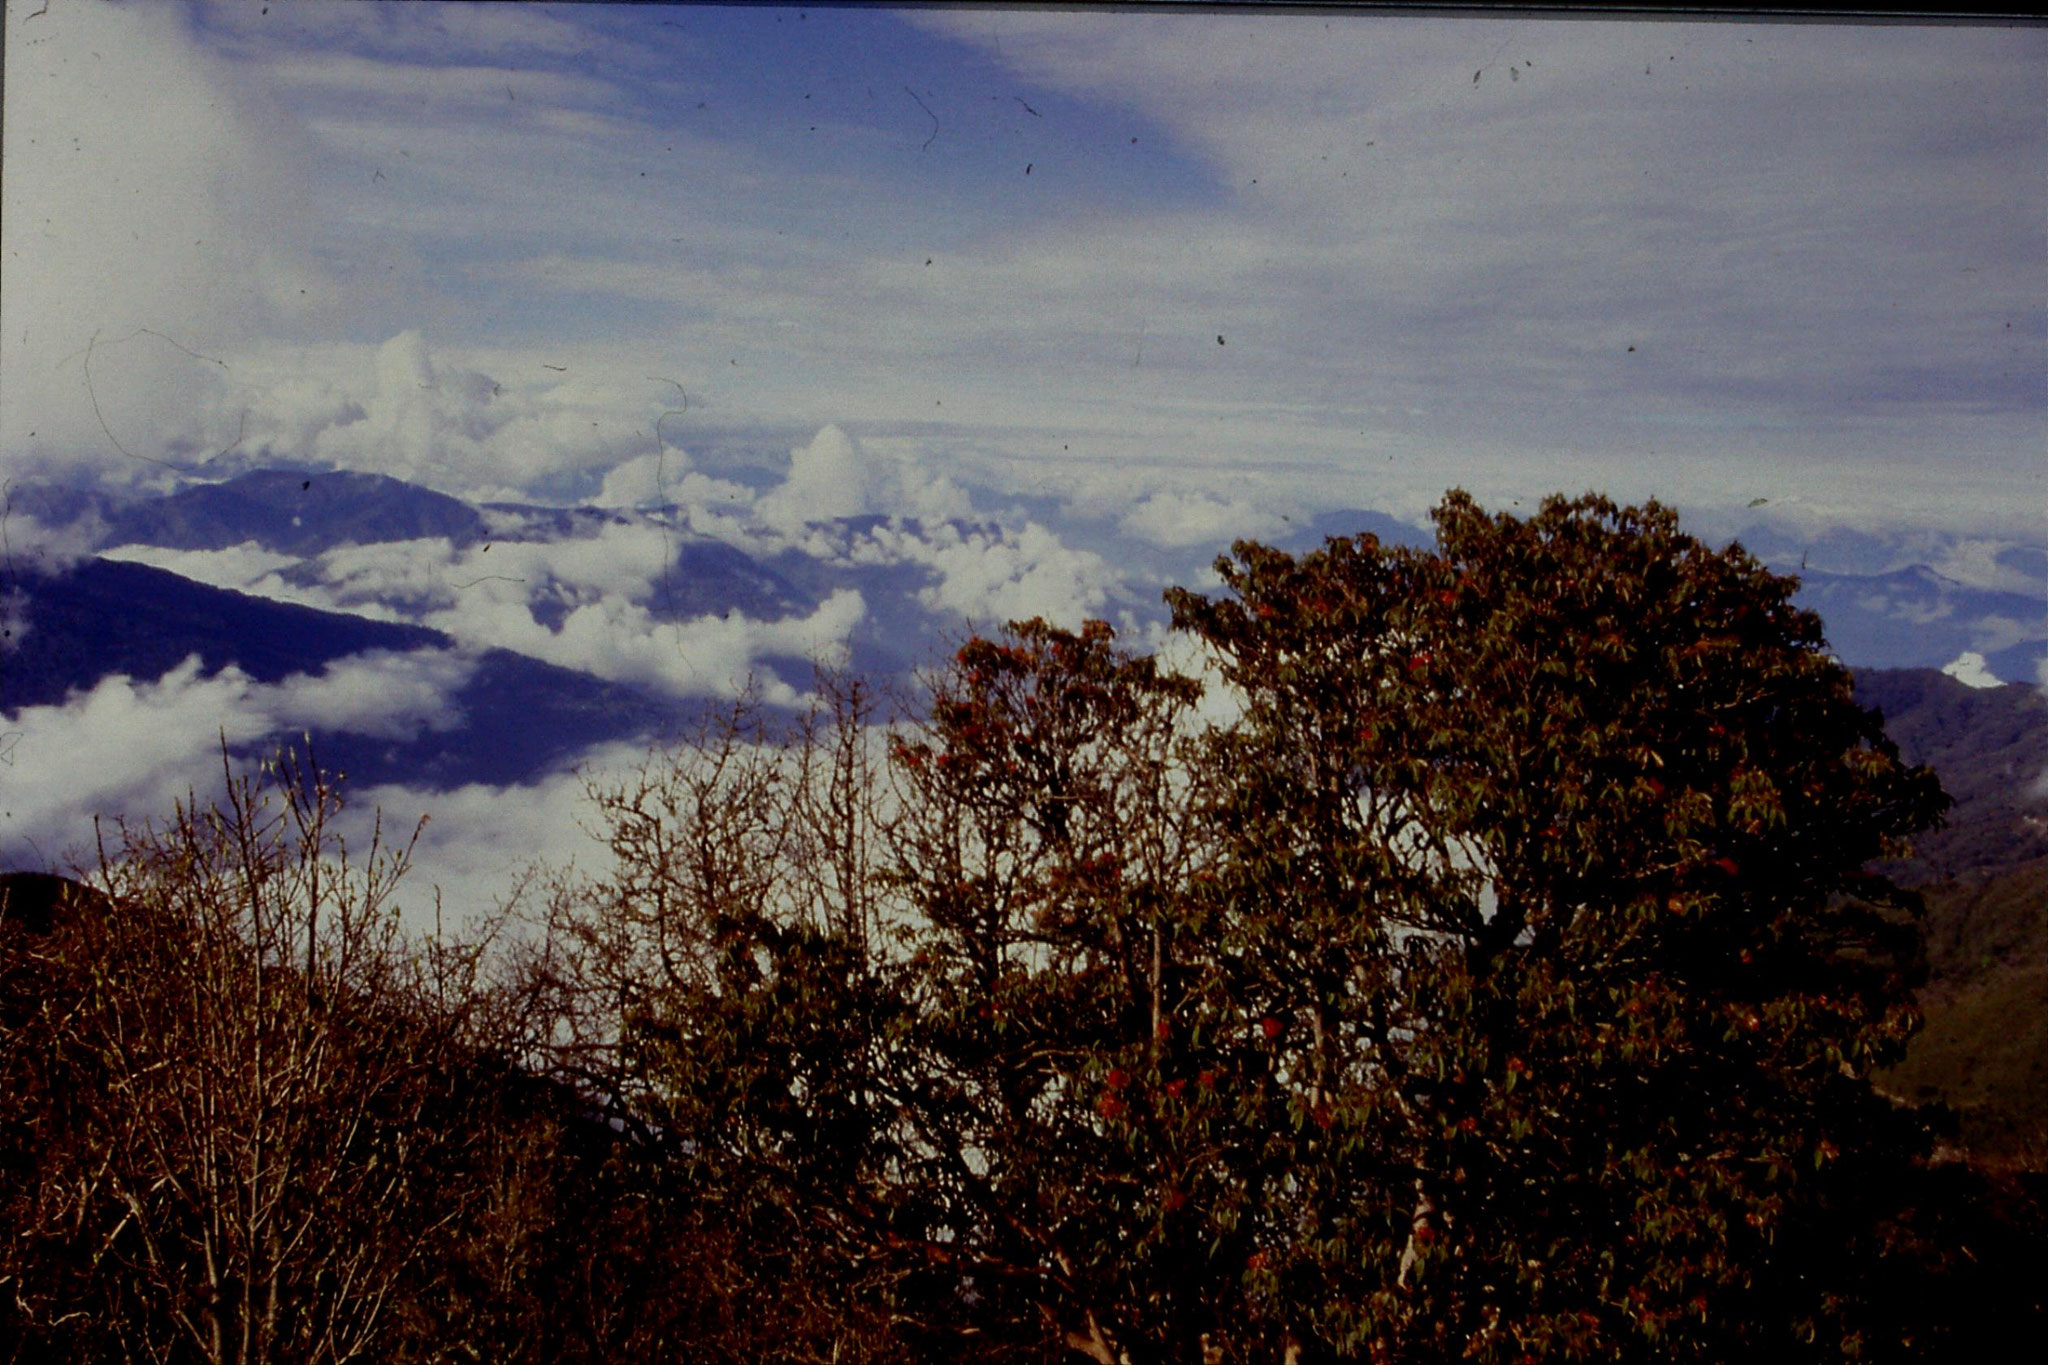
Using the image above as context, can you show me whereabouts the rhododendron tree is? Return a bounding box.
[1163,491,1949,1362]
[543,492,1951,1363]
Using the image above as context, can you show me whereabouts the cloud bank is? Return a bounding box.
[0,648,474,867]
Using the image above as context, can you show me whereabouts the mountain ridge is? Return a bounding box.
[105,467,490,557]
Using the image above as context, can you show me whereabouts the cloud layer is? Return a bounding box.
[0,648,473,867]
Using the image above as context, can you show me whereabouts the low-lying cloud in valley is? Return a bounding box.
[0,649,471,864]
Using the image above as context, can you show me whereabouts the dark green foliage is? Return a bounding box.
[1851,671,2048,1163]
[1916,859,2048,984]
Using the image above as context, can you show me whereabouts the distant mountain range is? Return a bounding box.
[1800,567,2045,681]
[5,556,445,705]
[4,465,2043,797]
[1855,669,2048,881]
[104,468,490,556]
[0,554,684,791]
[20,466,2043,670]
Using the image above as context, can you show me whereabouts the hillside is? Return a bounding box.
[1855,668,2048,879]
[1854,670,2048,1161]
[1,557,684,793]
[1,557,446,709]
[1888,863,2048,1160]
[104,467,489,556]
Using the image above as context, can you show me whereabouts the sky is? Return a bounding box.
[5,1,2042,533]
[3,2,2044,921]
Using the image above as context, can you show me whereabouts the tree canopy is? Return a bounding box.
[532,490,1955,1363]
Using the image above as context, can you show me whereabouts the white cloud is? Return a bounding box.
[275,649,474,740]
[901,14,2045,525]
[99,541,301,588]
[6,322,706,510]
[1940,651,2003,690]
[1147,625,1246,731]
[1,507,110,573]
[9,5,2038,599]
[2,1,330,472]
[300,331,616,494]
[762,510,1118,630]
[1855,589,1955,627]
[1932,539,2048,598]
[1120,488,1284,549]
[890,466,978,528]
[596,449,683,509]
[912,521,1114,628]
[344,739,652,936]
[0,648,474,867]
[119,520,869,707]
[1964,614,2048,658]
[261,54,619,111]
[755,425,879,532]
[752,424,982,539]
[188,335,725,503]
[434,585,866,707]
[595,448,754,514]
[202,0,611,67]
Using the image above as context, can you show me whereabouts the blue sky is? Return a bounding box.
[5,2,2043,532]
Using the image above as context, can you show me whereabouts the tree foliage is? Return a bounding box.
[528,491,1965,1362]
[1160,492,1948,1361]
[9,490,2039,1363]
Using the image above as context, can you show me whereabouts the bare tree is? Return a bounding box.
[61,755,459,1365]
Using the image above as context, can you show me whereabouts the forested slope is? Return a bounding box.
[1856,669,2048,1162]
